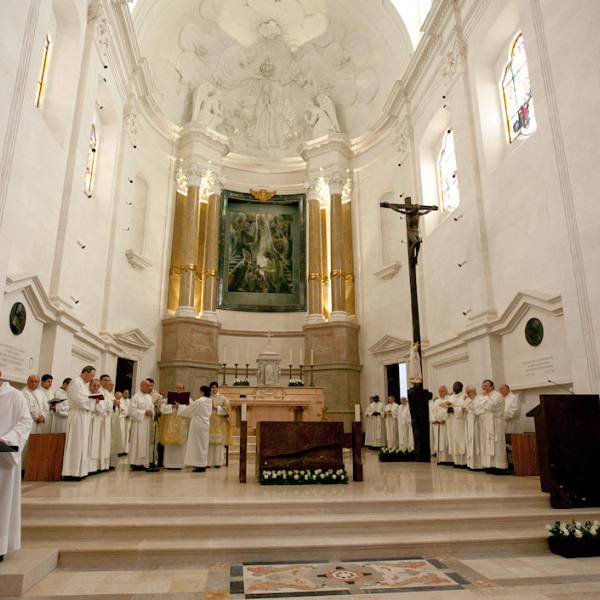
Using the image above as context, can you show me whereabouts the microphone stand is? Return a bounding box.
[547,379,574,395]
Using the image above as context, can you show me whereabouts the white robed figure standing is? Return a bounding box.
[110,391,126,467]
[382,396,399,448]
[397,397,414,452]
[62,366,98,480]
[87,379,106,474]
[432,386,451,463]
[178,385,212,472]
[50,378,70,434]
[447,382,467,466]
[428,398,438,458]
[463,385,485,470]
[128,380,155,470]
[480,379,508,472]
[0,374,33,560]
[500,384,521,435]
[208,382,231,468]
[364,395,385,448]
[98,376,114,471]
[159,402,187,469]
[22,375,51,434]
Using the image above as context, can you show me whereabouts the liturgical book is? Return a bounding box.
[167,391,190,405]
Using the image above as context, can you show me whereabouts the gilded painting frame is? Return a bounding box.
[217,190,306,312]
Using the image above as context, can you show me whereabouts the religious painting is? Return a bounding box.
[218,190,306,312]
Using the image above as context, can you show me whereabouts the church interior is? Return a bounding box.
[1,0,600,598]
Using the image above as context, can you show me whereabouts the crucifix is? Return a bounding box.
[380,196,438,462]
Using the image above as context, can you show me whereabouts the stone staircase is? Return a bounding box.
[228,433,256,459]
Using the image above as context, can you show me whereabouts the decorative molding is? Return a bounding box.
[368,335,412,356]
[113,328,154,350]
[431,351,469,370]
[125,249,152,270]
[182,161,203,188]
[219,329,304,338]
[373,262,401,280]
[326,171,345,195]
[71,345,99,363]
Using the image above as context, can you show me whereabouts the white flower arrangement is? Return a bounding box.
[547,520,600,540]
[288,378,304,387]
[233,378,250,386]
[260,467,348,485]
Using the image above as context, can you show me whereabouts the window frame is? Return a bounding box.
[437,128,460,213]
[84,121,99,196]
[35,34,52,108]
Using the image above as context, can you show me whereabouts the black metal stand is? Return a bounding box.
[221,363,227,386]
[309,364,314,386]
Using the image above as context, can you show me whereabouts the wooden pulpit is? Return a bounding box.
[24,433,66,481]
[527,394,600,508]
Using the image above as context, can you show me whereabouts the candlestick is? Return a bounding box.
[241,402,247,422]
[289,348,293,364]
[234,363,238,379]
[223,346,228,364]
[300,349,303,365]
[310,349,314,365]
[299,364,303,382]
[245,363,249,379]
[355,404,361,422]
[221,363,227,386]
[309,364,314,387]
[289,364,292,382]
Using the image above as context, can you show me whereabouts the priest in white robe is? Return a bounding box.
[429,398,438,459]
[397,397,414,452]
[39,374,54,432]
[159,401,187,469]
[383,396,399,448]
[463,385,485,470]
[447,381,467,467]
[432,386,451,463]
[147,378,165,467]
[178,385,212,472]
[364,395,385,448]
[22,375,51,434]
[62,366,97,480]
[110,392,127,467]
[208,382,231,467]
[119,389,130,453]
[0,373,33,561]
[87,379,106,475]
[480,379,508,472]
[128,380,155,470]
[98,376,113,471]
[500,384,521,435]
[50,378,71,434]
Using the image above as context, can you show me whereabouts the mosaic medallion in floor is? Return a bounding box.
[229,557,468,598]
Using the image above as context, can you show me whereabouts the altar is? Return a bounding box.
[220,386,325,432]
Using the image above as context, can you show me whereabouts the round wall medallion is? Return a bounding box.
[9,302,27,336]
[525,317,544,346]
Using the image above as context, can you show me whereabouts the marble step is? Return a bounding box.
[0,548,58,596]
[35,526,553,569]
[22,508,600,543]
[22,493,550,519]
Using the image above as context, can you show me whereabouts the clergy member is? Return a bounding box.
[87,378,106,475]
[0,371,33,562]
[50,378,71,434]
[364,395,385,448]
[500,384,521,435]
[22,374,51,434]
[429,396,438,459]
[432,385,451,464]
[383,395,399,448]
[448,381,467,467]
[62,365,98,480]
[120,389,131,453]
[463,385,485,470]
[159,397,188,470]
[481,379,508,473]
[40,374,54,431]
[208,381,231,468]
[110,391,126,468]
[147,378,164,467]
[129,380,155,471]
[397,396,414,452]
[178,385,212,472]
[98,375,114,472]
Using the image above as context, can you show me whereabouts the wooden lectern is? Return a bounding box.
[24,433,66,481]
[527,394,600,508]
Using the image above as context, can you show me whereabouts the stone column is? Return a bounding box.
[175,164,202,317]
[200,172,222,321]
[306,178,324,323]
[328,172,347,321]
[342,179,356,317]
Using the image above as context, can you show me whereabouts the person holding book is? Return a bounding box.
[178,385,212,472]
[50,378,71,434]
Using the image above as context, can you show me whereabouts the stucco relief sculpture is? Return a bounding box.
[305,93,341,139]
[192,82,223,128]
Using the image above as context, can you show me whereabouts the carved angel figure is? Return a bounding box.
[191,82,223,128]
[316,93,341,133]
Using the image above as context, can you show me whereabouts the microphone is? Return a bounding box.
[547,379,574,395]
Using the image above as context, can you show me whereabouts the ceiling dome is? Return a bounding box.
[133,0,414,158]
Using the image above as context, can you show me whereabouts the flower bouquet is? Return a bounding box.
[232,378,250,386]
[288,378,304,387]
[546,520,600,557]
[379,447,415,462]
[260,467,348,485]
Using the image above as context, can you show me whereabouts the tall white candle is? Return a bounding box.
[300,349,304,365]
[355,403,361,422]
[236,348,239,364]
[223,346,228,364]
[289,349,293,364]
[241,402,247,422]
[311,349,314,365]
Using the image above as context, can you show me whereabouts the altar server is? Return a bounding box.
[98,376,113,471]
[87,379,106,474]
[159,400,187,469]
[208,382,231,467]
[463,385,485,470]
[432,386,451,463]
[62,365,97,480]
[364,395,384,448]
[397,396,414,452]
[147,378,164,467]
[0,372,33,561]
[40,374,54,431]
[447,381,467,467]
[22,375,51,434]
[481,379,508,472]
[128,380,155,470]
[50,378,70,434]
[500,384,521,435]
[383,396,399,448]
[120,389,131,452]
[179,385,212,472]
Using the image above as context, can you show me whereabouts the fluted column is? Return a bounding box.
[306,179,324,323]
[175,163,202,317]
[200,172,222,321]
[328,172,347,321]
[342,178,356,317]
[167,192,186,311]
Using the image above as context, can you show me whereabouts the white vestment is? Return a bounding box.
[429,399,438,457]
[481,390,508,469]
[128,392,154,467]
[397,403,414,451]
[120,397,130,452]
[447,392,467,465]
[62,377,96,478]
[432,397,450,462]
[383,402,399,448]
[0,382,33,556]
[464,395,485,470]
[160,403,186,469]
[179,397,212,468]
[503,392,521,434]
[364,400,385,447]
[110,398,127,466]
[22,388,51,434]
[98,389,112,470]
[88,393,106,474]
[50,388,69,434]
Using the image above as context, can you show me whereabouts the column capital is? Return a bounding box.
[326,171,345,195]
[183,161,203,187]
[204,170,223,197]
[305,177,324,200]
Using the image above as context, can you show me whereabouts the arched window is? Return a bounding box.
[437,129,460,212]
[501,32,536,143]
[35,34,52,108]
[84,120,98,196]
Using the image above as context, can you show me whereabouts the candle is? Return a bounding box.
[355,404,361,422]
[300,349,303,365]
[223,346,227,364]
[236,348,239,364]
[289,349,293,364]
[241,402,247,422]
[310,349,314,365]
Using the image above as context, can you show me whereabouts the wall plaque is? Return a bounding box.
[525,317,544,346]
[9,302,26,335]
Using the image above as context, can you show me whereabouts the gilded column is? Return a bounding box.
[167,191,186,311]
[320,207,330,318]
[342,177,356,317]
[175,163,202,318]
[328,171,347,320]
[200,172,222,321]
[306,179,324,323]
[194,199,208,314]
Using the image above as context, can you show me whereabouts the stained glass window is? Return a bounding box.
[84,121,98,196]
[35,34,51,108]
[437,129,460,212]
[501,33,536,143]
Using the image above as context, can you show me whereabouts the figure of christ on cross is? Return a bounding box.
[380,196,438,461]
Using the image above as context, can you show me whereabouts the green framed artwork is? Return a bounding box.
[218,190,306,312]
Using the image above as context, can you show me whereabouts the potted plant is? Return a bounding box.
[547,520,600,558]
